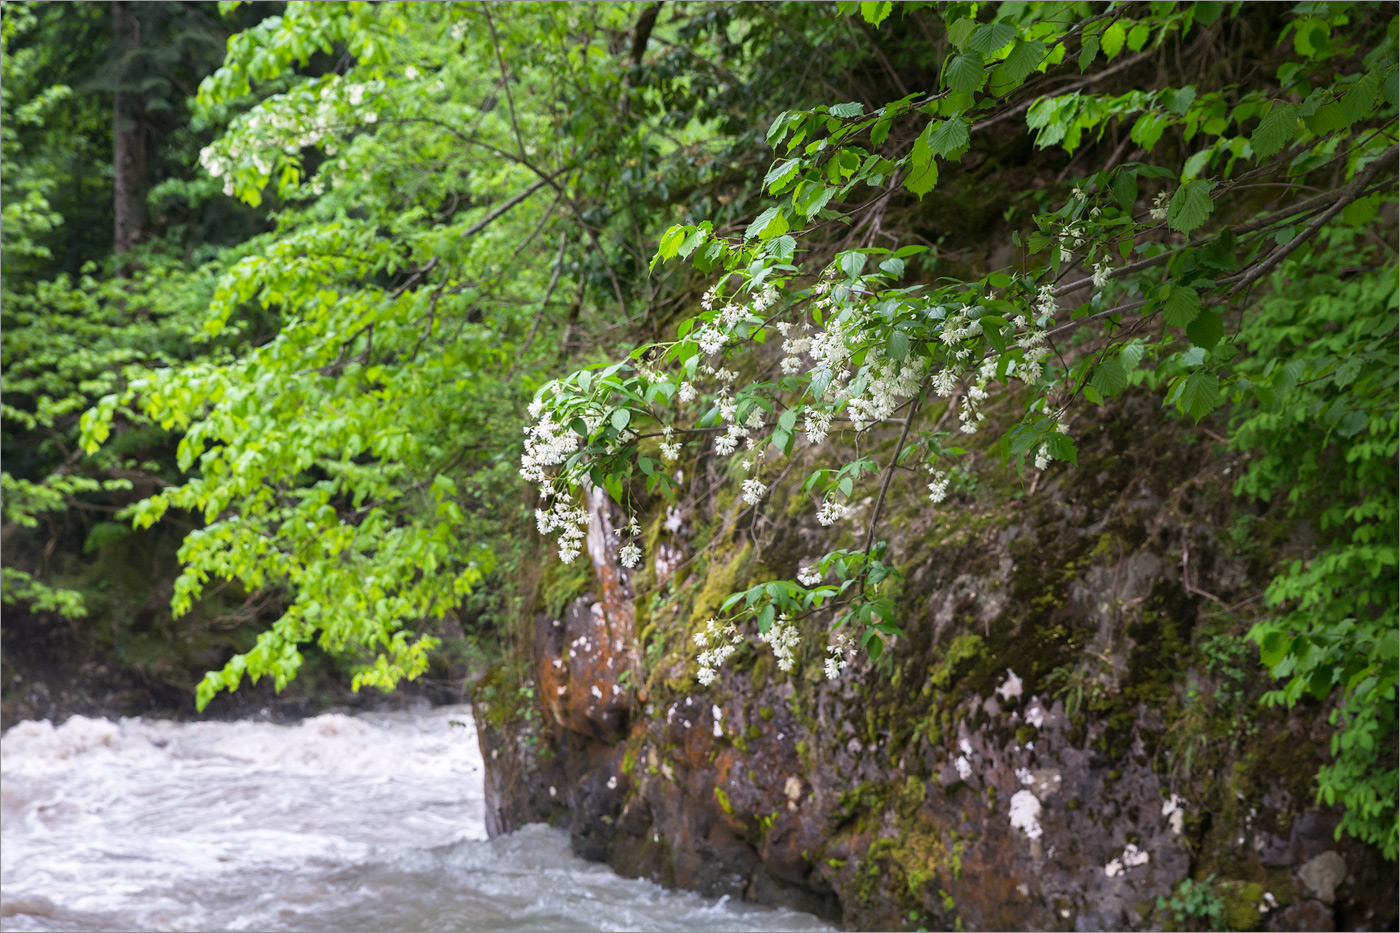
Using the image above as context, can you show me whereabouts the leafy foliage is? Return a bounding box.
[4,0,1396,860]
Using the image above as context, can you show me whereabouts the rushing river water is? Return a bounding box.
[1,705,831,932]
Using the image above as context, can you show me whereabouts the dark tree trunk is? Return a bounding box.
[112,0,147,256]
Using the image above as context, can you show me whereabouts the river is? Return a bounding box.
[1,704,831,932]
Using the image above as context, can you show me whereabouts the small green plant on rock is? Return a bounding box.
[1156,875,1226,932]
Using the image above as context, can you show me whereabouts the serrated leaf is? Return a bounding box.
[764,158,800,193]
[946,17,977,51]
[1250,103,1298,160]
[989,40,1046,95]
[1101,21,1127,59]
[829,101,864,119]
[1176,371,1222,421]
[871,115,893,145]
[1045,432,1078,464]
[1165,86,1197,116]
[745,205,789,241]
[1186,309,1224,350]
[769,234,797,260]
[887,329,910,361]
[766,111,790,146]
[839,252,867,278]
[943,53,987,97]
[1126,22,1150,52]
[1340,71,1379,126]
[927,117,970,159]
[1112,170,1138,212]
[1167,180,1214,234]
[1090,357,1128,396]
[904,124,939,197]
[859,0,892,26]
[968,22,1016,56]
[1078,36,1099,71]
[1163,285,1201,328]
[611,408,631,431]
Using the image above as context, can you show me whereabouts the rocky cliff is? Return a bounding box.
[474,395,1396,931]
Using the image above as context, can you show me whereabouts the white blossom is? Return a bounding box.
[741,478,767,506]
[816,497,849,526]
[1092,260,1112,289]
[1149,190,1170,221]
[804,408,832,445]
[619,543,642,568]
[760,614,800,671]
[927,469,950,503]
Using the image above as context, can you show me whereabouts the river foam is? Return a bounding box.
[1,705,829,932]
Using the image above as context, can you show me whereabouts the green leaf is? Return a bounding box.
[1186,309,1224,350]
[1089,357,1128,397]
[989,40,1046,95]
[611,408,631,431]
[1250,103,1298,160]
[1112,170,1138,212]
[1340,71,1379,126]
[1165,86,1197,116]
[887,329,911,361]
[1163,285,1202,328]
[1167,180,1214,234]
[764,159,800,193]
[1078,36,1100,71]
[943,53,986,97]
[745,205,789,240]
[904,124,940,197]
[946,17,978,52]
[1176,371,1222,421]
[1126,22,1150,52]
[859,0,892,27]
[1101,21,1127,59]
[968,22,1016,56]
[839,252,867,278]
[927,117,970,160]
[829,101,864,119]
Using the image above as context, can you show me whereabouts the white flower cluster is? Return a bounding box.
[201,76,382,198]
[797,563,823,586]
[660,425,681,461]
[846,354,927,431]
[760,614,800,671]
[535,501,590,564]
[741,477,767,505]
[808,318,853,391]
[804,408,832,445]
[520,409,582,485]
[1059,222,1086,251]
[695,617,742,685]
[927,467,950,503]
[1149,190,1170,221]
[619,543,641,568]
[824,631,853,680]
[1092,259,1112,289]
[817,497,850,526]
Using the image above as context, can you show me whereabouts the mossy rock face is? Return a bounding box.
[1217,880,1266,931]
[477,392,1399,932]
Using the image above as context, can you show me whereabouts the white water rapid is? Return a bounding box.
[1,704,831,932]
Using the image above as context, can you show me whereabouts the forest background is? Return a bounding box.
[1,0,1395,870]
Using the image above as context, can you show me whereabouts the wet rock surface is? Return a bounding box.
[476,398,1397,931]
